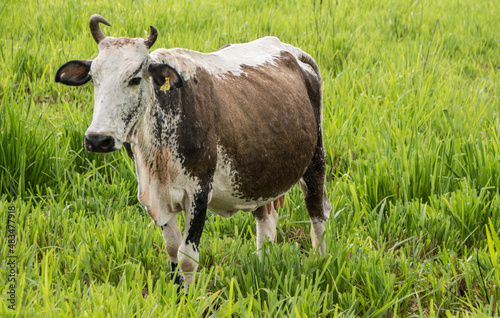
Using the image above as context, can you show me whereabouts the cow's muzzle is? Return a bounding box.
[84,133,120,153]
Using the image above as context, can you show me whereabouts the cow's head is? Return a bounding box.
[56,15,183,153]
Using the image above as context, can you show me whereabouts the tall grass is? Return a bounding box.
[1,0,500,316]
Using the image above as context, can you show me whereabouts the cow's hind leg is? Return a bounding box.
[300,146,331,254]
[252,205,279,257]
[161,221,183,284]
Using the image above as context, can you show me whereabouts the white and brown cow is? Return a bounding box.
[56,15,331,287]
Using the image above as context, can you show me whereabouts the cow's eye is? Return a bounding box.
[129,77,142,86]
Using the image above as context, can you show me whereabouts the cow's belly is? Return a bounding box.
[207,145,289,217]
[208,197,257,217]
[208,190,281,218]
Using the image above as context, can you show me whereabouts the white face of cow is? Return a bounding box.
[55,15,182,153]
[85,38,151,151]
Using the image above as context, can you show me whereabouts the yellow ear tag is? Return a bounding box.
[160,77,170,91]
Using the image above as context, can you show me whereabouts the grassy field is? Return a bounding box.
[1,0,500,316]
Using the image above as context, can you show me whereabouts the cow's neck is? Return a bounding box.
[135,89,180,158]
[130,86,181,182]
[130,89,184,218]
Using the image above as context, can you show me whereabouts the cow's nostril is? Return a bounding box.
[100,137,113,149]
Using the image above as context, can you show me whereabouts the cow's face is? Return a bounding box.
[86,39,151,153]
[55,15,182,153]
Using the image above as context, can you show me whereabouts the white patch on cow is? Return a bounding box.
[310,218,327,254]
[207,143,288,217]
[86,38,151,144]
[178,241,199,288]
[255,206,279,258]
[162,221,182,263]
[150,36,304,81]
[207,144,244,217]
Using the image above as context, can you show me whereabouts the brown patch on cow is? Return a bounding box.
[102,37,140,49]
[99,37,147,51]
[180,258,197,273]
[174,74,218,184]
[150,148,180,184]
[166,244,178,259]
[209,52,319,200]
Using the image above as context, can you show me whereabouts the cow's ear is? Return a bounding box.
[55,60,92,86]
[148,63,183,90]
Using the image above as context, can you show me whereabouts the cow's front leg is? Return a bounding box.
[178,187,209,288]
[161,221,183,284]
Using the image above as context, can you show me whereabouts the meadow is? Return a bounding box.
[1,0,500,316]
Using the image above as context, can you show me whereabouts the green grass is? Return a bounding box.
[1,0,500,316]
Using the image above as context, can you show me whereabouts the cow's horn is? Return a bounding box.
[89,14,111,44]
[144,26,158,49]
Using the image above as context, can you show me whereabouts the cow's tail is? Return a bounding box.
[301,51,323,126]
[286,45,323,138]
[289,46,330,229]
[297,50,322,87]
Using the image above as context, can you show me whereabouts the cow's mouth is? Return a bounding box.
[84,133,122,153]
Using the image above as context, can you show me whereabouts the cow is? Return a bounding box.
[55,14,331,288]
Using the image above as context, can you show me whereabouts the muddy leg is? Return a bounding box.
[300,149,331,254]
